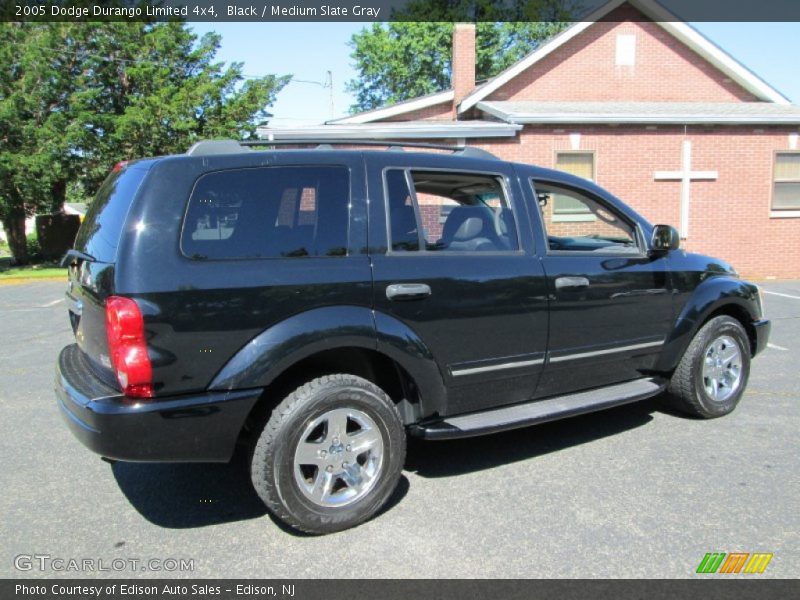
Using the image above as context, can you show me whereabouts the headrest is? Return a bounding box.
[453,217,484,241]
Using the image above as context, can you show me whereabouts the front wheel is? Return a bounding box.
[667,315,751,418]
[250,374,406,534]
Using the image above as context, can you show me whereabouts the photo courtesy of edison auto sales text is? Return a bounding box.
[15,583,295,596]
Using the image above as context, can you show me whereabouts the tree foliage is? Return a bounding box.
[346,1,579,112]
[0,22,289,264]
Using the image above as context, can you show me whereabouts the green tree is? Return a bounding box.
[0,23,75,264]
[0,22,289,264]
[346,1,579,112]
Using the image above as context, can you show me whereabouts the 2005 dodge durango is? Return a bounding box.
[55,140,770,534]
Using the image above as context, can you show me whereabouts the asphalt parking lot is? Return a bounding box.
[1,279,798,579]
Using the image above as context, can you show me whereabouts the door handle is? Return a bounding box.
[555,276,590,290]
[386,283,432,301]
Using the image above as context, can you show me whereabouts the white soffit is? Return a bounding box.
[475,101,800,124]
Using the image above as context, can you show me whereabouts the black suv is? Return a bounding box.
[56,140,770,534]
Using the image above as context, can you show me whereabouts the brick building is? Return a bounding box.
[259,0,800,278]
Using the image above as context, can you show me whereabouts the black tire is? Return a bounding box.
[667,315,751,418]
[250,374,406,534]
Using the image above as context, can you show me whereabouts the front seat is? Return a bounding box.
[440,206,498,251]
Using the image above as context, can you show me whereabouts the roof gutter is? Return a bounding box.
[497,115,800,125]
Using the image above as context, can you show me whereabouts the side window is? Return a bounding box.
[534,181,638,253]
[181,166,349,260]
[385,169,519,253]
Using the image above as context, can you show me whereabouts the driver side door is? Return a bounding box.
[528,177,674,398]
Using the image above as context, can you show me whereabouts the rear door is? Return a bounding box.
[525,175,674,398]
[366,153,549,416]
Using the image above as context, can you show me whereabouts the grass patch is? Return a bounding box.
[0,263,66,281]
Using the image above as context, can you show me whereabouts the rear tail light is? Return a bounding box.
[105,296,153,398]
[111,160,129,173]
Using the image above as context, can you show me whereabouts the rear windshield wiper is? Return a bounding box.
[60,249,96,267]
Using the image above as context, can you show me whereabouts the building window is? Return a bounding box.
[773,153,800,211]
[554,152,595,221]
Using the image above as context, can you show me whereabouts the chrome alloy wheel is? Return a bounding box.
[701,335,743,402]
[293,407,384,508]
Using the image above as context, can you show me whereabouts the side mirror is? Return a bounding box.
[650,224,680,254]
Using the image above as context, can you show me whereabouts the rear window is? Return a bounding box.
[74,166,149,263]
[181,166,349,260]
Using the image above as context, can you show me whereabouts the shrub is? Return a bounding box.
[26,235,43,263]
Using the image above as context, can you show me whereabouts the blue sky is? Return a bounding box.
[190,22,800,127]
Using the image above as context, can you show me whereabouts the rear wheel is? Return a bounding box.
[667,315,751,418]
[250,374,406,534]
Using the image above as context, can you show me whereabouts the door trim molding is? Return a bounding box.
[548,340,664,363]
[451,357,544,377]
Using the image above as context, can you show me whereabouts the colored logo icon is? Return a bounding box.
[696,552,773,574]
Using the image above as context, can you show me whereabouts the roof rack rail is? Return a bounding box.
[186,138,499,159]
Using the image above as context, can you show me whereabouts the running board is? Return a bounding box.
[409,377,666,440]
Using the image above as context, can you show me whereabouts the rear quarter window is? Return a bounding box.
[74,166,149,263]
[181,166,350,260]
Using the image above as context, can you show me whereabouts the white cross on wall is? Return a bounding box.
[654,140,718,239]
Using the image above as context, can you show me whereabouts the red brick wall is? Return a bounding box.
[469,126,800,279]
[488,4,758,103]
[418,204,445,243]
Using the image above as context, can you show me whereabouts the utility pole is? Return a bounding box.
[327,71,334,119]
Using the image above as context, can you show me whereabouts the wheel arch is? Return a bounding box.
[208,306,448,441]
[656,276,760,373]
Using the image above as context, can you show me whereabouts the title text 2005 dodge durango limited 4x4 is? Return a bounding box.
[55,140,770,533]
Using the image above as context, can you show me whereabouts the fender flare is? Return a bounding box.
[655,276,760,373]
[209,305,447,417]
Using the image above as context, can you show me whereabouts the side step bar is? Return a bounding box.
[409,377,666,440]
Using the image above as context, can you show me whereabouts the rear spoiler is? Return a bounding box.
[60,249,96,267]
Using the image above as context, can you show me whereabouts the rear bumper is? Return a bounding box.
[55,344,262,462]
[752,319,771,357]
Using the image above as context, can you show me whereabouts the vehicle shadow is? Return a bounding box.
[111,451,267,529]
[406,395,662,478]
[111,449,411,533]
[112,396,664,530]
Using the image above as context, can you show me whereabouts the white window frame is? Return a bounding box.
[771,151,800,218]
